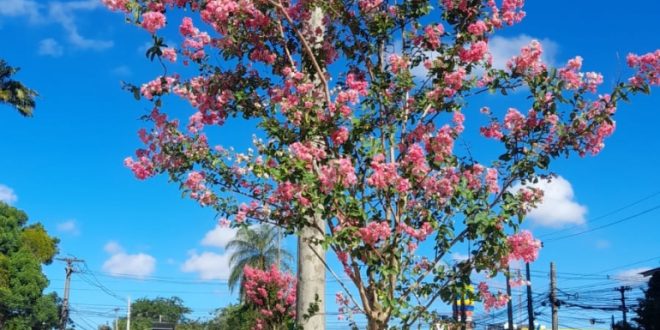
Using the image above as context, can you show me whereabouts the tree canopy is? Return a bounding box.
[0,60,37,117]
[634,272,660,330]
[103,0,660,328]
[0,202,60,329]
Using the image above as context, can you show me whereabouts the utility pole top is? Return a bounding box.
[57,257,84,330]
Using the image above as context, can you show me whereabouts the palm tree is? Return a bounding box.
[0,60,37,117]
[226,225,293,295]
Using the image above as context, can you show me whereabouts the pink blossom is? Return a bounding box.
[506,230,541,263]
[331,127,350,145]
[459,41,489,63]
[359,221,392,246]
[478,282,510,312]
[467,20,489,36]
[162,47,177,62]
[124,156,154,180]
[102,0,128,12]
[503,108,525,133]
[485,168,499,193]
[507,40,544,76]
[141,11,166,34]
[626,50,660,86]
[359,0,383,12]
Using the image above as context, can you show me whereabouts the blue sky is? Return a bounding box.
[0,0,659,329]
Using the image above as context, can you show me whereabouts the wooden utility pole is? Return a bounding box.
[526,263,535,330]
[550,262,558,330]
[616,286,631,327]
[56,257,83,330]
[506,267,514,330]
[296,6,326,330]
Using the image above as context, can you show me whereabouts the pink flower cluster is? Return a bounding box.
[290,141,327,167]
[388,54,409,75]
[367,154,410,193]
[179,17,211,61]
[331,127,349,145]
[417,24,444,50]
[124,156,154,180]
[359,0,384,12]
[243,265,296,330]
[141,76,178,100]
[507,40,544,77]
[478,282,509,312]
[359,221,392,247]
[467,20,489,36]
[460,41,489,64]
[627,50,660,87]
[141,11,166,34]
[319,158,358,192]
[102,0,128,12]
[425,126,455,164]
[487,0,526,28]
[505,230,541,263]
[184,171,216,206]
[397,222,434,241]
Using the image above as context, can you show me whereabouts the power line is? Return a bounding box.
[544,203,660,242]
[538,190,660,239]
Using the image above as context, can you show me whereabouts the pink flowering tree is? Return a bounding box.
[244,265,297,330]
[104,0,659,328]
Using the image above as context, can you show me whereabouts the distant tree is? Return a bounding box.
[613,321,639,330]
[98,325,112,330]
[226,225,292,295]
[117,296,192,329]
[0,202,60,329]
[634,272,660,330]
[0,60,37,117]
[212,304,258,330]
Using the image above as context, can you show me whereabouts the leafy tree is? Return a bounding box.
[118,296,192,329]
[104,0,660,328]
[0,60,37,117]
[212,304,259,330]
[634,272,660,330]
[0,202,60,329]
[226,225,292,295]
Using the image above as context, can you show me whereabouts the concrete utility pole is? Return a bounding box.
[114,308,119,330]
[506,267,514,330]
[56,257,84,330]
[127,296,131,330]
[550,262,558,330]
[616,286,632,327]
[526,263,535,330]
[296,6,326,330]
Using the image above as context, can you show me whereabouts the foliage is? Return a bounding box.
[0,59,37,117]
[117,296,192,329]
[104,0,660,328]
[634,272,660,330]
[226,224,293,295]
[0,202,60,329]
[212,303,259,330]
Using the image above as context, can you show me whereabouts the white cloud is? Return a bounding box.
[451,252,470,262]
[0,0,112,52]
[102,241,156,278]
[201,225,238,248]
[489,34,559,70]
[0,0,41,22]
[614,268,651,286]
[47,0,113,51]
[512,176,587,228]
[181,250,232,280]
[38,38,63,57]
[0,184,18,204]
[56,219,79,235]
